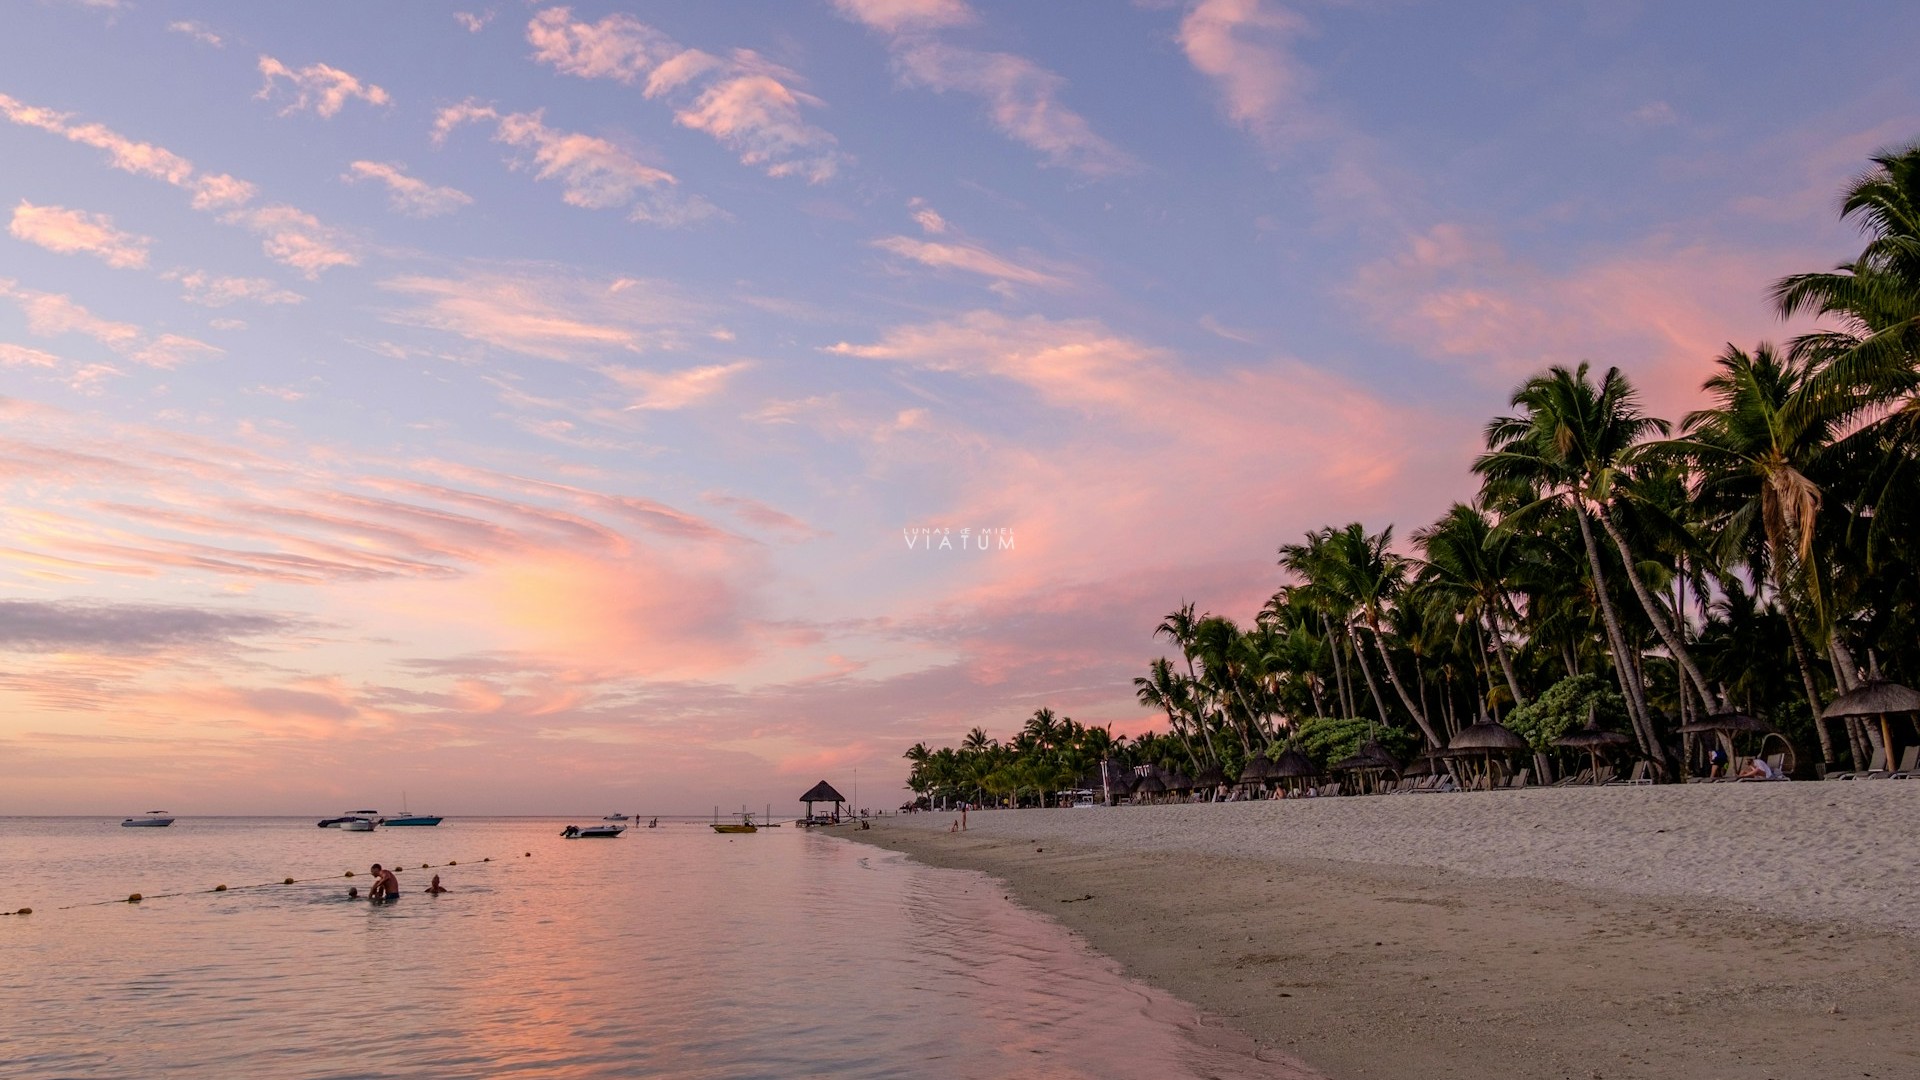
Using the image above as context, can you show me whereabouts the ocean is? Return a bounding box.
[0,816,1314,1079]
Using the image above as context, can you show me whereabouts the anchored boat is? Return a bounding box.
[318,810,380,828]
[561,824,625,838]
[121,811,175,827]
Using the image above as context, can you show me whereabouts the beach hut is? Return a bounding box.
[799,780,847,823]
[1822,680,1920,774]
[1553,723,1635,784]
[1192,764,1228,801]
[1448,721,1530,789]
[1132,773,1167,804]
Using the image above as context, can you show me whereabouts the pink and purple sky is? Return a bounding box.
[1,1,1915,815]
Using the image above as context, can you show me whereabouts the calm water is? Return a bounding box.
[0,817,1314,1079]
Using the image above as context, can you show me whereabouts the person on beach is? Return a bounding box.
[1707,747,1729,778]
[368,863,400,900]
[424,874,446,895]
[1738,757,1777,780]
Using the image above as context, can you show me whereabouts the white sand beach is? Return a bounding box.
[848,782,1920,1079]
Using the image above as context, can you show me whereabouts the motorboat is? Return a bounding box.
[712,812,758,834]
[561,824,625,838]
[339,819,375,832]
[121,811,175,827]
[601,813,630,821]
[379,814,443,826]
[318,810,380,828]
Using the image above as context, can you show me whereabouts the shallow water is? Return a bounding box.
[0,817,1315,1079]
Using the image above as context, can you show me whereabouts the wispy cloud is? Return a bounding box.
[871,235,1065,290]
[0,600,292,654]
[604,361,751,410]
[526,6,845,183]
[433,100,718,225]
[165,270,304,307]
[166,20,224,47]
[835,0,1131,176]
[1178,0,1316,151]
[9,200,151,268]
[0,342,62,368]
[0,93,354,276]
[454,10,495,33]
[343,161,473,216]
[380,266,710,361]
[0,278,220,368]
[256,55,391,118]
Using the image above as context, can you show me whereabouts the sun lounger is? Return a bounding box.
[1606,761,1651,786]
[1555,767,1592,788]
[1507,768,1530,789]
[1887,746,1919,779]
[1829,747,1887,780]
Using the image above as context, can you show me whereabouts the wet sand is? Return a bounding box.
[845,783,1920,1079]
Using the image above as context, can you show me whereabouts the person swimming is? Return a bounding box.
[424,874,446,895]
[347,886,359,899]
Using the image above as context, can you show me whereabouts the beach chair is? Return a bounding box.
[1554,766,1592,788]
[1887,746,1919,779]
[1826,747,1884,780]
[1591,765,1616,786]
[1607,761,1651,786]
[1506,768,1530,789]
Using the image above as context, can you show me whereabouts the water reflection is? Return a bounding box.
[0,819,1315,1079]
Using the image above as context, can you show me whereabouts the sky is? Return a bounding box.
[1,0,1915,816]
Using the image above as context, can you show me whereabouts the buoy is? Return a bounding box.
[127,893,143,903]
[483,857,490,862]
[345,871,355,878]
[283,877,295,885]
[214,884,228,892]
[524,852,531,857]
[15,908,29,915]
[448,860,456,866]
[421,863,429,869]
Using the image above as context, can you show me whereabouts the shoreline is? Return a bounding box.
[844,784,1920,1079]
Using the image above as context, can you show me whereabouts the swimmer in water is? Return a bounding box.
[424,874,446,895]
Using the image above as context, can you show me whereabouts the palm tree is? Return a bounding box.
[1413,503,1529,710]
[1318,523,1442,747]
[1475,363,1688,771]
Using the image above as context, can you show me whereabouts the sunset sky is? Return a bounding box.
[2,1,1915,814]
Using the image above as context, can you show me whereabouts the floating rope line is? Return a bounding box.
[6,853,526,913]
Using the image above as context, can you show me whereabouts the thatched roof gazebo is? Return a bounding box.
[1823,681,1920,772]
[1193,764,1228,791]
[1132,773,1167,802]
[799,780,846,821]
[1554,724,1635,784]
[1269,748,1318,779]
[1448,720,1530,790]
[1330,740,1399,794]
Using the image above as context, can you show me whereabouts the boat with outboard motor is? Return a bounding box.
[121,811,175,827]
[561,824,625,838]
[318,810,380,828]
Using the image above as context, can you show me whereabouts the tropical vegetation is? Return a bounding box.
[906,141,1920,796]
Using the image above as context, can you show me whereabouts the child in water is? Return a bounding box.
[424,874,447,895]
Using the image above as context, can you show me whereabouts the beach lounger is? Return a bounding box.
[1507,768,1530,789]
[1606,761,1649,786]
[1591,765,1616,786]
[1887,746,1919,779]
[1830,747,1887,780]
[1555,767,1592,788]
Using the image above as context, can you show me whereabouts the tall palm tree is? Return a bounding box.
[1413,502,1529,709]
[1475,363,1685,771]
[1318,523,1442,747]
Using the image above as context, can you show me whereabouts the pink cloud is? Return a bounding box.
[220,204,358,278]
[255,55,391,117]
[164,270,304,307]
[379,266,710,361]
[166,20,224,47]
[1178,0,1316,150]
[433,100,718,224]
[832,0,975,35]
[871,235,1066,289]
[603,361,751,410]
[9,201,151,268]
[1348,223,1822,415]
[526,7,844,182]
[0,343,62,368]
[343,160,473,216]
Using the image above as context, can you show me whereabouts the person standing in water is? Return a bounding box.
[368,863,400,900]
[424,874,446,895]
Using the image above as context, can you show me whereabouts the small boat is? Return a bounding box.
[561,824,625,838]
[380,814,443,826]
[339,819,376,832]
[712,811,758,834]
[121,811,175,828]
[318,810,380,828]
[602,813,630,821]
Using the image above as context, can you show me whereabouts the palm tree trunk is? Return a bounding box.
[1596,505,1720,714]
[1573,504,1667,771]
[1827,640,1882,759]
[1322,613,1354,716]
[1346,626,1393,728]
[1783,608,1835,766]
[1367,620,1442,746]
[1484,609,1528,709]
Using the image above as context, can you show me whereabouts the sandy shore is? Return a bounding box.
[845,782,1920,1080]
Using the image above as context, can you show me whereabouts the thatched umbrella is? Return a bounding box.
[1266,749,1317,796]
[1823,681,1920,770]
[1554,724,1634,784]
[1678,712,1775,775]
[1193,764,1228,795]
[1330,740,1399,794]
[1448,721,1530,790]
[1235,756,1272,788]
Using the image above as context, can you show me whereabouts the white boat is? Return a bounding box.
[561,824,625,838]
[121,811,175,827]
[318,810,380,828]
[338,819,375,832]
[601,813,630,821]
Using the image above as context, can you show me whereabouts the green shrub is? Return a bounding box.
[1288,716,1420,767]
[1505,674,1629,752]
